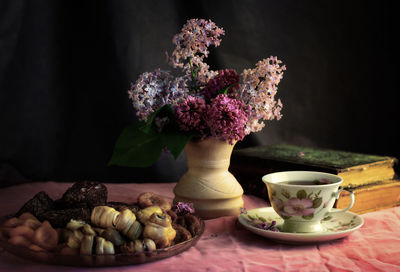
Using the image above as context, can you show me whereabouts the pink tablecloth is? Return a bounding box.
[1,182,400,272]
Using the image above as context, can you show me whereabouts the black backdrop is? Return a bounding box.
[0,0,398,186]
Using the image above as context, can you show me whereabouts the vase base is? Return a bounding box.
[173,195,244,220]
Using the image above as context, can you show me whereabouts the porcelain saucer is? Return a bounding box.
[238,207,364,244]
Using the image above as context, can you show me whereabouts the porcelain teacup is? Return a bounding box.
[262,171,355,233]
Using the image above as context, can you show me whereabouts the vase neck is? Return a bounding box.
[185,138,234,170]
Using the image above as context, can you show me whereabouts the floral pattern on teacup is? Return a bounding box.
[271,189,323,220]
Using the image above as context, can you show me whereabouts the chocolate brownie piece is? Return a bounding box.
[39,208,91,228]
[60,181,107,208]
[15,191,54,218]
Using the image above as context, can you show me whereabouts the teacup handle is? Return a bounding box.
[329,188,355,214]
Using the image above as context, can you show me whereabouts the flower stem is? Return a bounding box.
[188,57,198,91]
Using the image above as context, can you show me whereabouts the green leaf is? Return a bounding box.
[312,197,323,208]
[281,189,291,199]
[302,214,314,220]
[296,190,307,199]
[108,124,163,167]
[161,126,193,159]
[216,83,237,96]
[139,105,174,134]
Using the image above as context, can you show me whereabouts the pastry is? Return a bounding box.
[143,212,176,248]
[78,235,115,255]
[66,219,86,231]
[91,206,119,229]
[18,213,38,221]
[166,210,178,222]
[8,235,31,247]
[80,234,94,255]
[183,214,202,237]
[125,220,143,241]
[175,214,202,237]
[28,244,46,252]
[172,223,192,244]
[60,246,79,255]
[67,229,84,249]
[107,202,141,213]
[91,206,142,241]
[120,238,156,253]
[114,208,136,232]
[96,237,114,254]
[136,206,162,224]
[9,225,35,241]
[138,192,171,211]
[81,224,96,236]
[61,181,107,209]
[100,228,125,246]
[32,221,59,251]
[2,217,23,228]
[5,182,203,259]
[22,219,41,230]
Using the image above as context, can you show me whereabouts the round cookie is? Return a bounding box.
[137,192,171,211]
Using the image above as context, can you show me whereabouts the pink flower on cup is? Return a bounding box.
[281,198,315,217]
[271,196,284,211]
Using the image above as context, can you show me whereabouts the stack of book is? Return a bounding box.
[230,144,399,214]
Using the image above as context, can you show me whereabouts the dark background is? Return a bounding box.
[0,0,398,186]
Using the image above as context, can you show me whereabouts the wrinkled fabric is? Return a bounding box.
[0,182,399,272]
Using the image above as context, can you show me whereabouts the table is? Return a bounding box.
[1,182,400,272]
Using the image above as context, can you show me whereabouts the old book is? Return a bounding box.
[230,144,397,199]
[335,180,400,214]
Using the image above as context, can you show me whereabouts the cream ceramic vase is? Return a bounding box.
[173,138,244,219]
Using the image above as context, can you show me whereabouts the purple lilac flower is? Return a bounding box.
[172,202,195,216]
[167,19,225,86]
[201,69,240,101]
[260,221,280,232]
[239,56,286,134]
[174,95,207,132]
[128,69,187,122]
[204,94,251,144]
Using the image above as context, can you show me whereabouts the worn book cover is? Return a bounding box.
[230,144,397,199]
[335,180,400,214]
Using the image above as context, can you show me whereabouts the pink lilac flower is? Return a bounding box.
[128,69,187,122]
[281,198,315,217]
[167,19,225,86]
[239,56,286,134]
[204,94,251,144]
[201,69,240,101]
[174,95,207,132]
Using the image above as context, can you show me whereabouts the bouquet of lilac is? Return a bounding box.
[109,19,286,167]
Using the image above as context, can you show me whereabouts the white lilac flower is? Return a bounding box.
[128,69,188,122]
